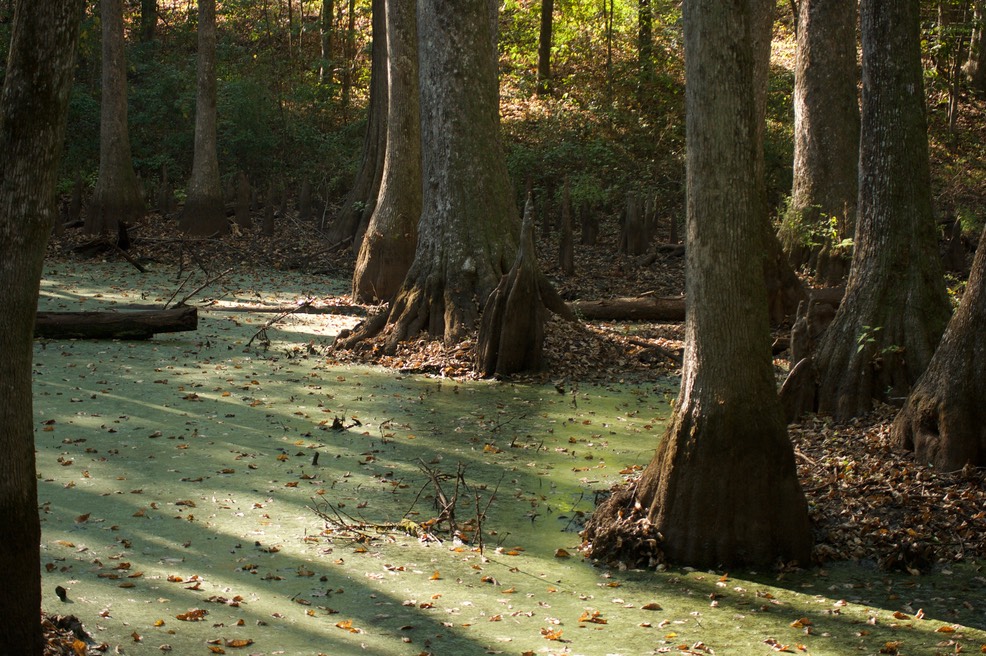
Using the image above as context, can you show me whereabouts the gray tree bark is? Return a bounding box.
[782,0,859,284]
[180,0,227,236]
[584,0,811,569]
[809,0,949,420]
[87,0,146,235]
[338,0,519,351]
[352,0,421,303]
[0,0,83,650]
[892,222,986,471]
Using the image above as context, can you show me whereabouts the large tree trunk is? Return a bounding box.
[0,1,83,651]
[892,224,986,471]
[352,0,421,303]
[87,0,146,235]
[808,0,949,420]
[326,0,386,247]
[583,0,811,570]
[180,0,226,236]
[781,0,859,284]
[339,0,518,351]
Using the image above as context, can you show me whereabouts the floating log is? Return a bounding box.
[35,305,197,340]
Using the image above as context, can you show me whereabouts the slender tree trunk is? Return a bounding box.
[320,0,333,84]
[341,0,357,111]
[892,222,986,471]
[87,0,146,235]
[536,0,553,95]
[966,1,986,93]
[180,0,227,236]
[287,0,294,57]
[638,0,654,99]
[0,1,83,651]
[583,0,811,570]
[327,0,386,246]
[810,0,949,420]
[783,0,859,284]
[352,0,421,302]
[753,0,807,323]
[140,0,157,42]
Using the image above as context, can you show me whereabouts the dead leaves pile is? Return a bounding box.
[47,208,353,276]
[792,406,986,570]
[41,613,102,656]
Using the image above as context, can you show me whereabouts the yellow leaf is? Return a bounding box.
[224,638,254,647]
[555,548,571,558]
[642,602,662,611]
[430,570,441,580]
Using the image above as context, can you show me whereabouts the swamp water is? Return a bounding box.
[32,263,986,655]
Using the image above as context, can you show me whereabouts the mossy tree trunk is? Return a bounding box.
[352,0,421,303]
[87,0,146,235]
[327,0,386,247]
[341,1,518,351]
[781,0,859,284]
[809,0,949,420]
[0,1,83,650]
[892,223,986,471]
[179,0,226,236]
[583,0,812,570]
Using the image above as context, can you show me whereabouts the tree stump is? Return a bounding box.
[477,196,570,377]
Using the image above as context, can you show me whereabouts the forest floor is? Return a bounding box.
[38,206,986,655]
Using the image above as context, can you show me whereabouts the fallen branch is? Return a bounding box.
[569,295,686,321]
[245,300,313,348]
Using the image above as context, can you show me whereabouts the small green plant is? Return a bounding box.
[856,325,882,354]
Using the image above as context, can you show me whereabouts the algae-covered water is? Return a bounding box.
[32,263,986,655]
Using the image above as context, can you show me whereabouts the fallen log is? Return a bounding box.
[568,295,685,322]
[565,287,843,324]
[35,305,197,340]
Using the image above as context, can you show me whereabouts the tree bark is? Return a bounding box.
[319,0,333,84]
[35,306,198,340]
[781,0,859,284]
[638,0,654,99]
[87,0,146,235]
[340,0,519,351]
[0,1,83,651]
[536,0,553,95]
[892,223,986,471]
[808,0,950,420]
[352,0,421,303]
[326,0,386,247]
[180,0,227,236]
[140,0,157,43]
[583,0,811,570]
[966,1,986,94]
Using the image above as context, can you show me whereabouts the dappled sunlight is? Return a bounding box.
[32,264,986,654]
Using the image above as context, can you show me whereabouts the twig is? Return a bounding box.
[245,299,313,348]
[176,267,234,307]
